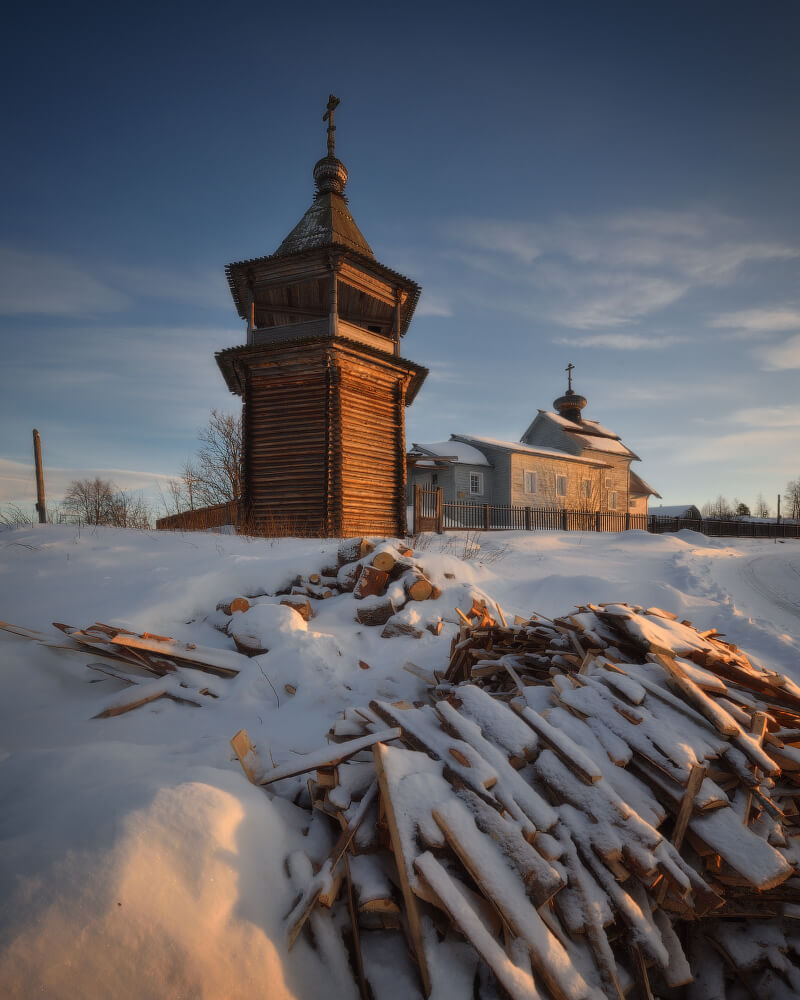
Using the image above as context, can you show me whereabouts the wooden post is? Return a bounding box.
[625,511,630,531]
[329,259,339,336]
[524,506,531,530]
[413,484,420,535]
[561,508,567,531]
[595,511,601,532]
[483,504,490,531]
[246,291,255,344]
[435,487,443,534]
[32,429,46,523]
[394,289,402,358]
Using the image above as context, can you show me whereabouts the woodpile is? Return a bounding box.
[231,602,800,999]
[215,537,445,641]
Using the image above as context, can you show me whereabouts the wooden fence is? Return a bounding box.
[412,487,800,539]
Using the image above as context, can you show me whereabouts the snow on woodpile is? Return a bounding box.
[232,597,800,999]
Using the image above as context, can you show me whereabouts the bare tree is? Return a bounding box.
[785,478,800,520]
[755,493,771,518]
[63,477,151,528]
[160,410,242,515]
[0,503,34,526]
[701,495,734,520]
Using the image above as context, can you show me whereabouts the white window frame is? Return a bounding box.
[580,479,592,500]
[604,476,613,489]
[469,472,484,496]
[556,475,568,497]
[524,470,537,495]
[608,491,618,511]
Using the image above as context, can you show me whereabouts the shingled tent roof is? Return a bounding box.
[274,186,374,258]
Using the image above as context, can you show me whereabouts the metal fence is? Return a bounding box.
[413,487,800,539]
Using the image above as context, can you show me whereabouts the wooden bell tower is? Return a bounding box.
[216,96,427,537]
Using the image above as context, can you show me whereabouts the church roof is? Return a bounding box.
[274,185,374,258]
[629,470,661,498]
[536,410,640,460]
[452,434,610,467]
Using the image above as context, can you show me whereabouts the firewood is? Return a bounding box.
[354,598,397,627]
[337,560,363,593]
[353,565,389,600]
[216,597,250,615]
[337,537,374,565]
[425,619,443,636]
[280,596,313,621]
[401,569,433,602]
[370,548,397,572]
[381,621,423,639]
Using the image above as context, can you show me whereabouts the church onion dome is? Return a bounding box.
[553,389,587,424]
[313,154,348,195]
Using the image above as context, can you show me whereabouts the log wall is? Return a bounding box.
[240,340,413,537]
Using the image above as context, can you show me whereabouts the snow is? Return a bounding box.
[410,440,491,466]
[1,523,800,997]
[453,434,611,467]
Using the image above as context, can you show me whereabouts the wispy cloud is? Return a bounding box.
[416,293,453,318]
[710,306,800,337]
[0,246,128,317]
[729,405,800,427]
[761,333,800,370]
[554,332,687,350]
[0,457,173,504]
[441,210,798,330]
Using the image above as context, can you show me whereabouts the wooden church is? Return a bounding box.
[216,97,427,537]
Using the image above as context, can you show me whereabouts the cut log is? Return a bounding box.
[425,619,443,636]
[280,596,313,621]
[353,565,389,600]
[216,597,250,616]
[401,569,434,602]
[381,621,424,639]
[338,537,375,565]
[371,549,398,572]
[355,598,397,627]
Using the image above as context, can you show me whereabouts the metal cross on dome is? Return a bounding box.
[323,94,340,157]
[565,362,575,392]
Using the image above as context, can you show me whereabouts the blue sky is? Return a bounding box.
[1,1,799,514]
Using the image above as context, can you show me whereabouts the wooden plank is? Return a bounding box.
[230,729,264,784]
[373,742,432,996]
[414,852,541,1000]
[261,728,402,786]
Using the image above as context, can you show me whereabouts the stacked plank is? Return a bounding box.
[232,603,800,999]
[8,621,245,718]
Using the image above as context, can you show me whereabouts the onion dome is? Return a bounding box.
[553,389,588,424]
[313,155,348,196]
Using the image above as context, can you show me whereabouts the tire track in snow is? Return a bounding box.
[740,553,800,620]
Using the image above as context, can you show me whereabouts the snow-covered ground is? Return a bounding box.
[0,524,798,999]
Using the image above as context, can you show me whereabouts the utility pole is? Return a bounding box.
[32,429,46,524]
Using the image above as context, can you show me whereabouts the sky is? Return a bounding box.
[1,0,799,516]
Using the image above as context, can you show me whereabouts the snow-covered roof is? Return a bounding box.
[453,434,610,467]
[410,440,490,466]
[629,470,661,498]
[541,410,619,440]
[650,504,701,518]
[569,432,639,460]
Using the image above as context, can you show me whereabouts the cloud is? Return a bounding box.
[761,333,800,370]
[417,293,453,318]
[728,405,800,427]
[104,264,230,310]
[0,247,129,317]
[441,210,798,330]
[0,457,173,505]
[710,307,800,336]
[554,332,687,350]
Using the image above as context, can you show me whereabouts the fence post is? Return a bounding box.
[413,484,420,535]
[561,508,568,531]
[625,512,630,531]
[595,511,600,532]
[525,506,531,530]
[435,487,443,534]
[483,504,491,531]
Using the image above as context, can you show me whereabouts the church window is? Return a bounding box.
[556,475,568,497]
[580,480,592,499]
[469,472,484,496]
[524,471,537,494]
[608,492,618,510]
